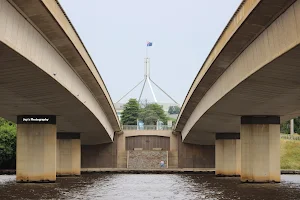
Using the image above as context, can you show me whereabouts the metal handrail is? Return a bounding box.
[122,125,172,130]
[280,134,300,140]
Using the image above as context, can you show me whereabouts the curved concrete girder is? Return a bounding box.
[175,0,296,133]
[182,1,300,141]
[8,0,121,132]
[41,0,120,131]
[0,0,114,143]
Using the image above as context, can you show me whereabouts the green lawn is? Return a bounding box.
[281,139,300,170]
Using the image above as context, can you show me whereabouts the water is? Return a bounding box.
[0,174,300,200]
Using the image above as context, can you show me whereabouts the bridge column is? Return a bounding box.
[16,115,56,183]
[241,116,280,183]
[57,133,81,176]
[215,133,241,176]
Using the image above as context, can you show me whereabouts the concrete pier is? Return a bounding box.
[16,115,57,183]
[240,116,280,183]
[57,133,81,176]
[215,133,240,176]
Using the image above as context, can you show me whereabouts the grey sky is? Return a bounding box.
[59,0,242,105]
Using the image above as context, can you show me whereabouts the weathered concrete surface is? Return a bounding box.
[118,132,213,169]
[175,0,296,134]
[215,139,241,176]
[241,124,280,183]
[57,139,81,176]
[0,0,120,145]
[168,150,178,169]
[180,0,300,144]
[126,136,170,150]
[82,132,213,170]
[169,132,179,168]
[81,141,117,168]
[116,151,127,168]
[11,0,120,135]
[178,135,215,168]
[16,124,56,182]
[127,150,168,169]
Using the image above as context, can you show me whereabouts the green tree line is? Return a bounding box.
[121,99,175,125]
[281,117,300,134]
[0,118,16,169]
[168,105,180,115]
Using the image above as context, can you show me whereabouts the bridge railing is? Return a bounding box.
[280,134,300,140]
[122,125,173,130]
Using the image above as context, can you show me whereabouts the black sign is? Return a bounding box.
[216,133,240,140]
[57,132,80,139]
[241,116,280,124]
[17,115,56,124]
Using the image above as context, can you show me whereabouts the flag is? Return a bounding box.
[147,41,152,46]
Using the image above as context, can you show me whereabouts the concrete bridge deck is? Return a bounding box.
[173,0,300,183]
[0,0,121,182]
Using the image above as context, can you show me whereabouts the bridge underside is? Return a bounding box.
[0,41,110,145]
[186,44,300,144]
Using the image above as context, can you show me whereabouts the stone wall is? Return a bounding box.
[128,150,168,169]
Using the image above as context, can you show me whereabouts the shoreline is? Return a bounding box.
[1,169,300,175]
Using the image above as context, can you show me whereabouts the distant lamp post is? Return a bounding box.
[290,119,294,135]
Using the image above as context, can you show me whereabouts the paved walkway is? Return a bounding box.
[81,168,215,174]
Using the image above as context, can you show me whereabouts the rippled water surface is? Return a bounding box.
[1,174,300,199]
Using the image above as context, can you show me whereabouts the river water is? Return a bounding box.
[0,174,300,200]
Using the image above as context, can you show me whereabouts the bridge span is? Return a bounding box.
[175,0,300,182]
[0,0,120,182]
[2,0,299,184]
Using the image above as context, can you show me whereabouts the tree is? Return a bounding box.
[168,105,180,115]
[281,117,300,134]
[169,117,177,124]
[139,103,168,125]
[294,117,300,133]
[281,121,289,134]
[139,109,159,125]
[0,118,16,169]
[121,99,140,125]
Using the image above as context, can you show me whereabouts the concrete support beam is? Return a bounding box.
[241,116,280,183]
[215,133,240,177]
[56,133,81,176]
[16,115,56,183]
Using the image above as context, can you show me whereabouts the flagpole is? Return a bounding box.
[115,41,179,105]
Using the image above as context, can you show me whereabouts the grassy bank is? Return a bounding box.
[281,139,300,170]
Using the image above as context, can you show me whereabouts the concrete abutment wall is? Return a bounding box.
[81,140,118,168]
[178,133,215,168]
[81,131,215,169]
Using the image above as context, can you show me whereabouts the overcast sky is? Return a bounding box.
[59,0,242,105]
